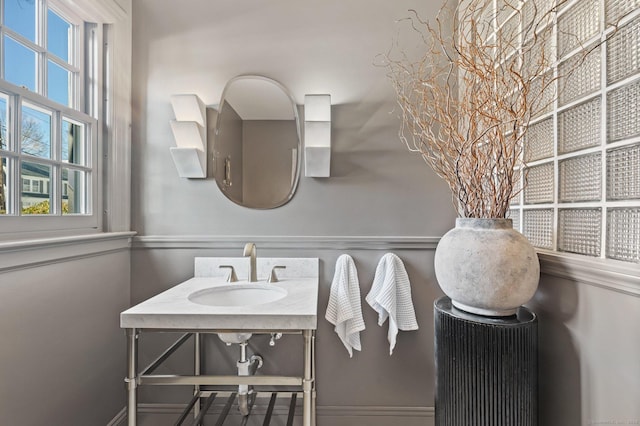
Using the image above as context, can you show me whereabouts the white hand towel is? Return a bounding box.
[366,253,419,355]
[325,254,365,357]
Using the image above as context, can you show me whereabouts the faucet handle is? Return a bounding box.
[269,332,283,346]
[219,265,238,283]
[267,266,286,283]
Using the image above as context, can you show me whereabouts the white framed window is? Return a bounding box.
[0,0,99,232]
[509,0,640,264]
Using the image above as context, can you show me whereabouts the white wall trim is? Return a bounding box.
[57,0,127,22]
[318,405,434,418]
[132,235,640,296]
[102,0,133,233]
[0,231,135,273]
[538,251,640,297]
[132,235,441,250]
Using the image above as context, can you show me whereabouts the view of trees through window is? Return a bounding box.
[0,0,93,217]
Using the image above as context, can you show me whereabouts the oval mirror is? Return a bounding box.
[214,76,301,209]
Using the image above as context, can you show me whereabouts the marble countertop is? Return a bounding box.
[121,258,318,331]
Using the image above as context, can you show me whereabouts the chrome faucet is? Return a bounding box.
[243,242,257,282]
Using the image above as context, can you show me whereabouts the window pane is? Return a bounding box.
[558,208,602,257]
[21,161,52,214]
[62,167,85,214]
[4,36,36,91]
[21,104,52,158]
[47,60,71,106]
[47,9,72,63]
[4,0,36,42]
[0,95,7,150]
[62,118,84,164]
[1,156,8,214]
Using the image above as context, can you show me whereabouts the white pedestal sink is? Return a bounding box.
[120,257,319,426]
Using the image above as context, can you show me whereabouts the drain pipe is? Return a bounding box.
[237,342,263,416]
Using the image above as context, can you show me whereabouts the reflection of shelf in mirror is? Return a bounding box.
[169,94,207,179]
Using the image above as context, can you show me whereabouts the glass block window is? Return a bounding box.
[558,97,601,154]
[607,16,640,84]
[558,0,601,57]
[558,46,601,106]
[607,79,640,142]
[559,153,602,202]
[606,0,640,25]
[524,118,554,161]
[607,143,640,200]
[508,208,521,231]
[509,1,640,263]
[607,208,640,261]
[524,163,554,204]
[523,209,554,249]
[558,209,602,256]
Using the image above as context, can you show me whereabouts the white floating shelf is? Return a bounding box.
[304,94,331,178]
[170,147,206,178]
[169,121,205,150]
[304,146,331,178]
[170,94,206,126]
[169,94,207,179]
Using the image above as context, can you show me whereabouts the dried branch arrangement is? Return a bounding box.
[384,0,612,218]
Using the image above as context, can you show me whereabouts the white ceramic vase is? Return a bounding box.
[434,218,540,317]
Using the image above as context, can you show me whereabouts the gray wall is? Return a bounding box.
[528,273,640,426]
[130,0,640,425]
[130,0,454,237]
[0,250,130,426]
[130,0,454,423]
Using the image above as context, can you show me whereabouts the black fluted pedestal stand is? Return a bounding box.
[434,296,538,426]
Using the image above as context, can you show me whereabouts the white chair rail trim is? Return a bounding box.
[0,232,136,273]
[131,235,441,250]
[538,250,640,297]
[132,235,639,296]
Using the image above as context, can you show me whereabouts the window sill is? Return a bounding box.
[0,231,136,272]
[537,250,640,297]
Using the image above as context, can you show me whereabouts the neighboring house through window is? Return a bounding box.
[0,0,99,230]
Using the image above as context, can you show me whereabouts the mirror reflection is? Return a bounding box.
[214,76,301,209]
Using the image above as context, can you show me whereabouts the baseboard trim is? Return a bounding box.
[107,403,434,424]
[318,405,434,417]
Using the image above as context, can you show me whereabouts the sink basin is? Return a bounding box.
[188,284,287,307]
